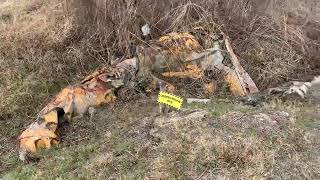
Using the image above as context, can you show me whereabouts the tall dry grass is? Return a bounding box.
[67,0,320,87]
[0,0,319,120]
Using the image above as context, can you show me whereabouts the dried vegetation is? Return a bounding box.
[0,0,319,178]
[0,0,319,117]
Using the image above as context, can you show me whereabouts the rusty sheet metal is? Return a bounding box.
[18,62,137,161]
[17,32,258,161]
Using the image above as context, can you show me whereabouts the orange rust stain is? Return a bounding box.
[204,82,216,95]
[225,73,246,97]
[73,87,86,95]
[161,64,203,79]
[19,123,58,153]
[158,32,201,55]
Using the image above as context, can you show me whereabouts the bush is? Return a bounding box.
[0,0,319,119]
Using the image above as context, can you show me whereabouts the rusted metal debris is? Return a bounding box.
[186,98,211,104]
[18,32,259,161]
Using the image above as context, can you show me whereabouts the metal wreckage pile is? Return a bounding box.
[18,31,316,161]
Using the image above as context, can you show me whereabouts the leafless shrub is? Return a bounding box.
[0,0,319,117]
[65,0,319,88]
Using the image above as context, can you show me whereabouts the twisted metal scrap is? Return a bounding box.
[18,61,137,161]
[18,32,258,161]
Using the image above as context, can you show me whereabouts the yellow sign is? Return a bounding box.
[157,91,183,109]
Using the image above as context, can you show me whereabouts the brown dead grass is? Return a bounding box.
[0,0,319,177]
[0,0,319,117]
[64,0,320,87]
[4,99,319,179]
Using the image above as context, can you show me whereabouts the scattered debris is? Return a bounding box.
[24,31,319,160]
[186,98,211,104]
[284,75,320,98]
[242,75,320,106]
[18,32,259,160]
[224,36,259,96]
[18,64,137,161]
[141,24,151,37]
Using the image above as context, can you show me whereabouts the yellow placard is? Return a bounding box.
[157,91,183,109]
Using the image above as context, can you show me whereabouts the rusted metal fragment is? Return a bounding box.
[204,82,216,95]
[138,32,257,97]
[213,64,249,97]
[161,64,203,79]
[17,32,259,160]
[158,32,202,54]
[18,63,136,161]
[186,98,211,104]
[224,36,259,95]
[18,108,61,161]
[225,71,247,97]
[137,32,219,96]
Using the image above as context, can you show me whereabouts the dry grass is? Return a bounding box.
[2,99,319,179]
[0,0,319,116]
[0,0,319,178]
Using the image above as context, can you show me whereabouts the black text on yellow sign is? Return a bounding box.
[157,91,183,109]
